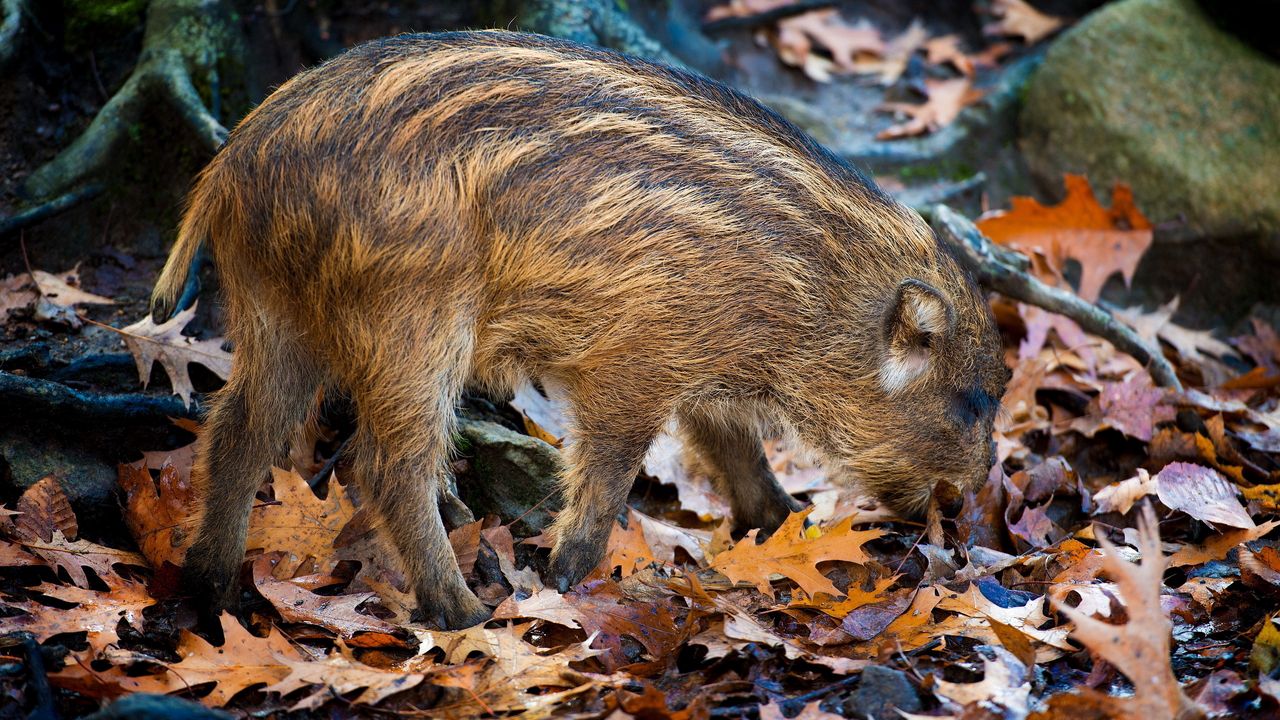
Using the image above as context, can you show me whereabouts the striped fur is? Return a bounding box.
[153,31,1007,628]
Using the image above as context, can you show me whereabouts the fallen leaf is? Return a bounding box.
[251,555,403,639]
[1154,463,1254,530]
[118,459,197,568]
[983,0,1065,44]
[711,509,883,598]
[115,304,232,407]
[977,175,1153,302]
[1093,469,1157,515]
[247,467,359,578]
[57,614,302,706]
[1052,507,1206,719]
[13,475,78,542]
[1168,520,1280,567]
[0,266,114,327]
[267,641,424,711]
[877,77,983,140]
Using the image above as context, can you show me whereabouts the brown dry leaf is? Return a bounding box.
[1069,373,1173,443]
[57,614,302,706]
[423,625,608,714]
[632,508,711,565]
[11,578,155,655]
[924,34,974,76]
[977,175,1154,302]
[16,530,147,589]
[1168,520,1280,567]
[877,77,982,140]
[604,510,658,577]
[1052,507,1206,719]
[116,304,232,407]
[933,646,1031,717]
[1093,469,1157,515]
[251,555,402,639]
[1154,462,1255,530]
[118,459,197,568]
[759,700,844,719]
[983,0,1065,44]
[492,581,684,670]
[1243,483,1280,513]
[712,509,882,598]
[718,598,867,674]
[247,467,358,578]
[0,266,114,326]
[773,9,885,78]
[267,641,424,711]
[14,475,78,542]
[1114,298,1236,383]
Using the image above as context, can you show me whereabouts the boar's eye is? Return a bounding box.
[951,387,996,426]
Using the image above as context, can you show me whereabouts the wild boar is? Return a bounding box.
[151,31,1008,629]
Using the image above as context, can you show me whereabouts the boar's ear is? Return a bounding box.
[880,279,955,394]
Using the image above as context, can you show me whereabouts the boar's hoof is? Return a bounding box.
[180,563,240,617]
[547,541,603,594]
[416,593,491,630]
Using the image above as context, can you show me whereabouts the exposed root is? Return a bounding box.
[928,204,1183,390]
[0,0,24,70]
[0,183,103,240]
[21,0,241,200]
[0,372,196,422]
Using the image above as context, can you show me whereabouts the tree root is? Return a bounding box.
[20,0,241,200]
[927,204,1183,390]
[0,372,196,422]
[0,0,25,70]
[0,183,103,240]
[522,0,684,67]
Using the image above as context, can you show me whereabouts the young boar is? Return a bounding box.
[152,31,1008,629]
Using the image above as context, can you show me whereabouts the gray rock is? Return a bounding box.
[843,665,922,719]
[0,430,118,526]
[1021,0,1280,238]
[454,418,563,535]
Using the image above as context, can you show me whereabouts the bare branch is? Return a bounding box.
[927,204,1183,390]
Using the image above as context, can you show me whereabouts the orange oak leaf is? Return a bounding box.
[11,578,155,655]
[55,614,302,706]
[118,458,198,569]
[246,467,358,578]
[977,175,1153,302]
[710,509,883,598]
[1053,507,1206,719]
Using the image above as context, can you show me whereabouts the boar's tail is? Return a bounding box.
[150,190,214,322]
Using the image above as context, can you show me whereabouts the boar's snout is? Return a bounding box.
[850,275,1009,516]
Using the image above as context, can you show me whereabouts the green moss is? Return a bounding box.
[895,162,977,184]
[64,0,148,50]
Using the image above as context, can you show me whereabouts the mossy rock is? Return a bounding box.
[1020,0,1280,237]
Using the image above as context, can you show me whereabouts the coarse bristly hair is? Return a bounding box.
[151,30,1009,629]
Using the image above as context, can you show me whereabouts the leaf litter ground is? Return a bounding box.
[5,176,1280,718]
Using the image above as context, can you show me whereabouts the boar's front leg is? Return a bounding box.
[547,408,663,593]
[678,408,806,535]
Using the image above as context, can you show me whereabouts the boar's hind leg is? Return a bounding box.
[345,347,489,630]
[184,332,321,614]
[547,413,662,593]
[679,408,806,535]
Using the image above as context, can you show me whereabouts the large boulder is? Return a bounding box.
[1020,0,1280,238]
